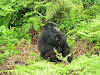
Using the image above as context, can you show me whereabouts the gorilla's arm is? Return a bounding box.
[55,32,70,57]
[41,30,58,46]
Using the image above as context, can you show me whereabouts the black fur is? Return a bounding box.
[38,22,70,62]
[67,56,73,63]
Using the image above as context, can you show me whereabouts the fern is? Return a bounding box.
[46,0,73,20]
[46,2,60,20]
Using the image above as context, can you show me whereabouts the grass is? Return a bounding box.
[5,53,99,75]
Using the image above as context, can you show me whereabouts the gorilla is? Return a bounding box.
[38,22,70,62]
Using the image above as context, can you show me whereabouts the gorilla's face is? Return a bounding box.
[54,26,58,31]
[44,22,59,31]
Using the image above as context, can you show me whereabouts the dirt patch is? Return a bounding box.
[73,40,95,57]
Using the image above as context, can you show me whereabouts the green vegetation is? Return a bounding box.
[0,0,100,75]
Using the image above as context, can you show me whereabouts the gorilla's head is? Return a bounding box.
[43,22,58,31]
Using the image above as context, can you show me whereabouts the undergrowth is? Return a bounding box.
[0,0,100,75]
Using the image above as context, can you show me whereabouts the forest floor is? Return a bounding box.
[0,39,100,75]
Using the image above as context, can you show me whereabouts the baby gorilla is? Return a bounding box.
[38,22,70,62]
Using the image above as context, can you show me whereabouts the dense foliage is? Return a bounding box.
[0,0,100,75]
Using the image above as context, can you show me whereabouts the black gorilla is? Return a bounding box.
[38,22,70,62]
